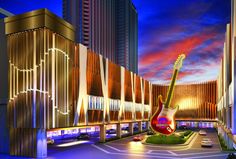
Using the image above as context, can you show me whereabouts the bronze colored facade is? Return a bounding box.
[217,0,236,149]
[4,9,151,157]
[5,9,75,41]
[7,28,74,130]
[152,81,217,120]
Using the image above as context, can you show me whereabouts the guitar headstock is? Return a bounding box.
[174,54,185,70]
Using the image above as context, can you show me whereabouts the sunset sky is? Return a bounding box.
[0,0,231,84]
[133,0,231,84]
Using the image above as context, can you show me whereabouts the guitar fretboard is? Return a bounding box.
[165,69,178,108]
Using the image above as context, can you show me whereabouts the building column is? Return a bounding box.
[146,121,150,130]
[138,121,142,132]
[226,91,231,129]
[100,125,106,142]
[9,128,47,158]
[129,123,133,135]
[231,0,236,135]
[0,19,9,154]
[0,103,9,154]
[116,123,122,138]
[225,24,231,129]
[233,63,236,134]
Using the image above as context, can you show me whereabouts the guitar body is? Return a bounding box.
[150,95,178,135]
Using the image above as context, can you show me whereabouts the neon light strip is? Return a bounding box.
[9,30,75,128]
[44,29,46,128]
[9,47,69,72]
[9,45,70,127]
[33,30,37,127]
[57,141,89,147]
[47,48,70,59]
[56,109,69,115]
[66,58,69,122]
[9,89,49,101]
[52,33,55,128]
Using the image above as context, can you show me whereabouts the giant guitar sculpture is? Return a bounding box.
[150,54,185,135]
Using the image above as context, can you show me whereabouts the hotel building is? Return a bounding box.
[0,9,150,157]
[217,0,236,149]
[0,1,235,158]
[63,0,138,73]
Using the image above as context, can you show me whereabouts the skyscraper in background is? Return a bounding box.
[115,0,138,74]
[63,0,138,73]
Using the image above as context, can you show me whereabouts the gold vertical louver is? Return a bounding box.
[8,28,73,129]
[152,81,217,120]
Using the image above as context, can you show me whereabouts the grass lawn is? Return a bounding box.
[146,130,193,144]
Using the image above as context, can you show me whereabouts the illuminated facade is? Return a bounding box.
[152,81,217,127]
[217,0,236,149]
[4,9,151,157]
[1,1,235,158]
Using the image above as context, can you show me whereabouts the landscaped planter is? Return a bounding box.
[145,130,193,144]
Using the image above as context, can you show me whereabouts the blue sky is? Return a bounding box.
[0,0,231,84]
[132,0,231,84]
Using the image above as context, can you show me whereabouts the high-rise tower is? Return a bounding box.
[115,0,138,74]
[63,0,116,62]
[63,0,138,73]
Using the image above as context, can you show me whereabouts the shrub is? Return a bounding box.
[218,134,228,150]
[146,130,193,145]
[183,130,192,136]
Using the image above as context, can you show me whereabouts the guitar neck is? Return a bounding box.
[165,69,179,108]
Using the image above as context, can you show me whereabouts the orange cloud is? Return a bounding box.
[139,32,216,69]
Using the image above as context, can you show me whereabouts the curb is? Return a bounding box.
[179,132,197,146]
